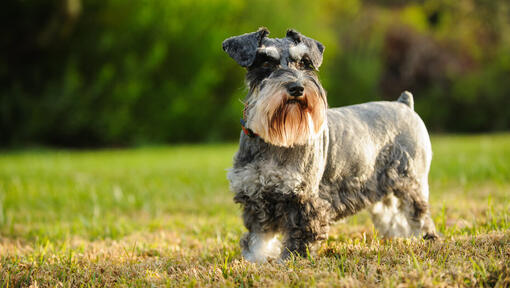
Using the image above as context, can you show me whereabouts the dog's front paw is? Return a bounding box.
[423,232,440,240]
[241,232,281,263]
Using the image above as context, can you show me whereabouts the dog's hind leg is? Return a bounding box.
[414,176,438,240]
[369,193,414,238]
[393,175,438,240]
[369,179,437,239]
[370,144,438,239]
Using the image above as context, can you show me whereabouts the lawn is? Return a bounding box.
[0,134,509,287]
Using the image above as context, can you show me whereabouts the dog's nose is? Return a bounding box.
[286,82,304,97]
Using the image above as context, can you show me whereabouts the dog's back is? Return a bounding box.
[325,92,431,179]
[320,92,435,237]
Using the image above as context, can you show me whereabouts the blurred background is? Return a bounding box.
[1,0,509,148]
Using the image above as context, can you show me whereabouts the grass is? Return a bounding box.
[0,134,509,287]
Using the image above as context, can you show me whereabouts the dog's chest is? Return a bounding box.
[229,137,328,199]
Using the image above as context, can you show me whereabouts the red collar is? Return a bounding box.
[240,118,257,137]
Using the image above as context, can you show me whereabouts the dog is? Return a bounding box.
[223,28,438,263]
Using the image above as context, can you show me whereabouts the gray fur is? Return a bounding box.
[286,29,325,68]
[223,28,324,70]
[225,29,438,262]
[223,27,270,67]
[398,91,414,110]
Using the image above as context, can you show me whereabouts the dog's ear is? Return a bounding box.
[286,29,325,69]
[222,27,270,67]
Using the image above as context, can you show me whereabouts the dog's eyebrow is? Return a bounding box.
[257,46,280,60]
[289,43,308,60]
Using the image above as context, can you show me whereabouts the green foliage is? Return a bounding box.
[1,0,510,146]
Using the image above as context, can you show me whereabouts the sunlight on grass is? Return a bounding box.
[0,135,509,286]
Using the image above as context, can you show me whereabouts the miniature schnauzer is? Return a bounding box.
[223,28,438,263]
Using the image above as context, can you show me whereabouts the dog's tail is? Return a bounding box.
[397,91,414,110]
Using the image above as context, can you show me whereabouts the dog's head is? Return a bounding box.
[223,28,327,147]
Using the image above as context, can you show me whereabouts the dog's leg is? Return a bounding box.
[238,201,281,263]
[369,193,413,238]
[280,196,330,259]
[395,176,438,240]
[370,176,438,239]
[417,178,439,240]
[370,142,439,240]
[240,231,281,263]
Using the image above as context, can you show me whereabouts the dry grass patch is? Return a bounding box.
[0,135,509,286]
[1,230,509,287]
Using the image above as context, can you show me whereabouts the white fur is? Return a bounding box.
[242,233,281,263]
[369,193,423,238]
[258,46,280,60]
[420,177,430,200]
[289,43,308,60]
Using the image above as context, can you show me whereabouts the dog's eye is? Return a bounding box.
[300,58,314,70]
[262,61,275,69]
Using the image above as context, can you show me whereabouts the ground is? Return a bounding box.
[0,134,509,287]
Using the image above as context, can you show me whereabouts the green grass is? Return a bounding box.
[1,135,509,287]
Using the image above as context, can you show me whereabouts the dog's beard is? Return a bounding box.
[247,82,326,147]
